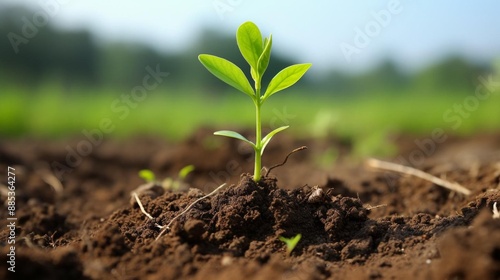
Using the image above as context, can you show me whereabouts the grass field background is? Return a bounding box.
[2,84,499,144]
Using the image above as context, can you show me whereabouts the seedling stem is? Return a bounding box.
[254,100,262,181]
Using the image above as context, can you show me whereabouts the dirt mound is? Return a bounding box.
[1,130,499,279]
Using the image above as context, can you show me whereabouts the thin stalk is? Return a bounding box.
[253,98,262,181]
[252,72,263,182]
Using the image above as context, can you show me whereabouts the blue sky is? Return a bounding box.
[4,0,500,73]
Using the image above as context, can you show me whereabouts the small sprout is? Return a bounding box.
[137,166,195,191]
[279,233,302,255]
[139,169,156,183]
[199,21,311,181]
[164,165,195,191]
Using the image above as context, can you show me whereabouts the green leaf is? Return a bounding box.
[260,126,289,155]
[178,165,195,180]
[138,169,155,183]
[257,35,272,77]
[237,21,263,70]
[263,63,312,101]
[214,130,256,148]
[199,54,255,98]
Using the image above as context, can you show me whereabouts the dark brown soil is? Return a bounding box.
[1,128,499,280]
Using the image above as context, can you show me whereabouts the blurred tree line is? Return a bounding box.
[0,5,492,97]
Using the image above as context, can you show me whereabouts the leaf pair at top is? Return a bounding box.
[237,21,272,86]
[198,21,311,103]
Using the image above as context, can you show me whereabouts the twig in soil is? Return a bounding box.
[155,183,227,241]
[365,204,388,210]
[266,146,307,177]
[35,164,64,194]
[366,158,471,196]
[132,192,154,220]
[133,192,167,232]
[493,202,499,219]
[40,171,64,194]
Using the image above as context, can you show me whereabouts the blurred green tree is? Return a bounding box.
[0,6,98,91]
[0,4,493,98]
[412,55,488,94]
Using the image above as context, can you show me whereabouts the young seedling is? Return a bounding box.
[279,233,302,255]
[199,21,311,181]
[131,166,195,205]
[162,165,195,191]
[138,165,195,191]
